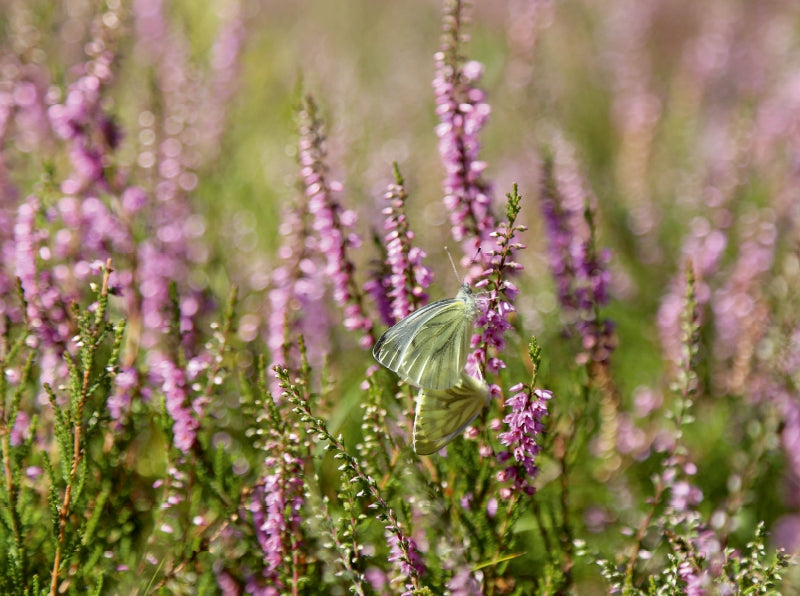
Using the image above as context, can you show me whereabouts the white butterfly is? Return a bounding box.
[413,371,490,455]
[372,283,479,391]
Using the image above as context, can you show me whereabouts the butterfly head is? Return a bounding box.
[456,283,473,300]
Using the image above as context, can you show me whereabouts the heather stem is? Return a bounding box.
[624,260,699,589]
[49,258,114,596]
[279,364,423,590]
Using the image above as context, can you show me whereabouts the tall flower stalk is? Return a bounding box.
[434,0,496,263]
[298,95,374,348]
[472,185,526,379]
[370,164,433,325]
[497,338,552,497]
[540,139,614,369]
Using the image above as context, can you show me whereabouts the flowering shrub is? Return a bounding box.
[0,0,797,594]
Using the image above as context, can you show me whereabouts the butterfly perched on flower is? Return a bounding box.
[373,275,488,454]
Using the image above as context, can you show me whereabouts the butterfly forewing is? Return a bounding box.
[413,372,490,455]
[372,285,477,391]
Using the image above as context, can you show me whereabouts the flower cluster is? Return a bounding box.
[267,199,329,378]
[433,0,496,261]
[541,137,615,366]
[47,9,121,196]
[250,443,305,591]
[154,358,198,454]
[497,383,552,496]
[0,2,796,595]
[387,529,425,595]
[370,171,434,325]
[298,95,373,347]
[471,186,526,378]
[657,217,728,367]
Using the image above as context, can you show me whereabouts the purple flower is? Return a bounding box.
[387,528,425,594]
[154,358,198,453]
[678,561,709,596]
[669,480,704,512]
[108,366,138,428]
[298,96,374,347]
[433,0,496,261]
[10,411,31,447]
[468,187,525,393]
[14,196,74,363]
[446,565,482,595]
[250,446,305,590]
[541,136,615,366]
[200,3,245,157]
[267,204,330,389]
[657,217,727,366]
[497,383,552,495]
[369,176,434,326]
[47,43,117,195]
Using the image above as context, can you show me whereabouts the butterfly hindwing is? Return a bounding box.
[413,372,490,455]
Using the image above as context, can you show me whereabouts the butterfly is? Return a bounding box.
[372,283,479,391]
[413,371,490,455]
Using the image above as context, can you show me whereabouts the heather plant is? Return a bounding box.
[0,0,798,594]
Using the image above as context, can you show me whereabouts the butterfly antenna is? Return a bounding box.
[444,246,463,284]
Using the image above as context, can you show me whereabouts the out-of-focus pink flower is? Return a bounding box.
[433,0,495,262]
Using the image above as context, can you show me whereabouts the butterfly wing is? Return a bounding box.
[413,372,490,455]
[372,286,477,390]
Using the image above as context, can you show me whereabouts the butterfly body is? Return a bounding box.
[372,284,478,391]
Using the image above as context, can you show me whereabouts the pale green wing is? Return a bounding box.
[372,285,477,391]
[413,372,489,455]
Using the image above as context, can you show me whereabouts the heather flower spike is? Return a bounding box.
[497,337,551,496]
[434,0,496,262]
[470,185,527,380]
[298,95,374,348]
[366,163,433,326]
[540,142,615,367]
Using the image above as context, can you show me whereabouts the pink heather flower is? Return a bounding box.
[678,561,709,596]
[251,447,305,590]
[298,96,374,347]
[47,41,117,195]
[215,571,240,596]
[127,0,238,356]
[14,197,42,304]
[497,384,552,495]
[370,177,434,325]
[154,358,198,453]
[10,411,31,447]
[267,203,330,387]
[773,514,800,552]
[541,137,615,366]
[446,565,482,595]
[470,190,526,379]
[780,397,800,481]
[14,196,73,354]
[200,2,245,157]
[433,0,496,261]
[657,217,728,365]
[365,567,388,592]
[387,528,425,594]
[669,480,704,512]
[108,366,138,428]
